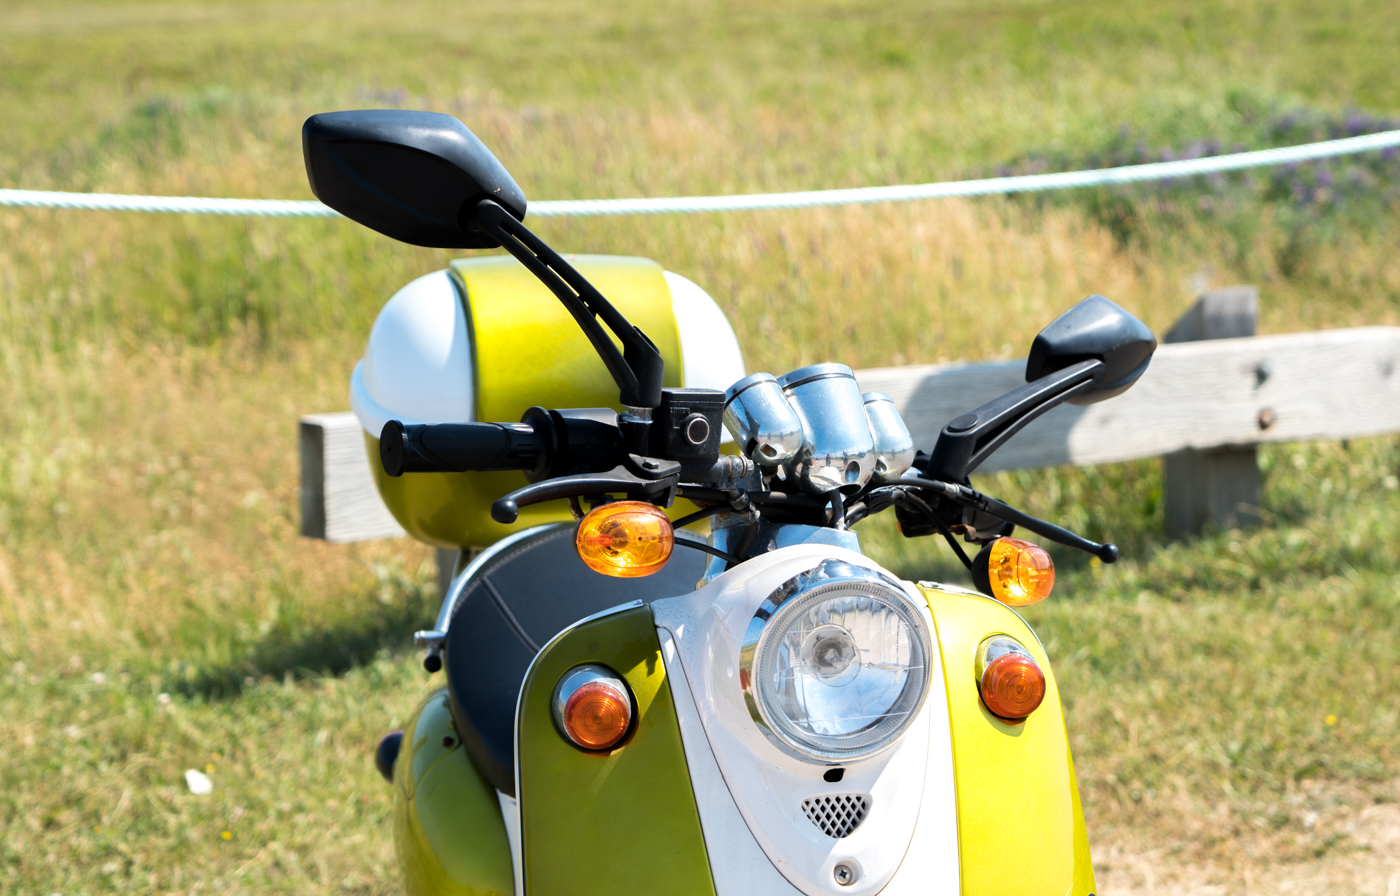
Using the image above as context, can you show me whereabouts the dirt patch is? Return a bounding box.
[1093,783,1400,895]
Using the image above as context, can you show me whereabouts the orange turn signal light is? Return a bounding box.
[553,666,633,752]
[973,537,1055,606]
[977,636,1046,722]
[575,501,674,578]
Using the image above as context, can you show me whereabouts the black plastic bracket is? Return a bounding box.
[883,476,1119,563]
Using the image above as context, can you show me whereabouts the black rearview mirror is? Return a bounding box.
[302,110,527,249]
[925,294,1156,482]
[1025,294,1157,404]
[302,109,666,409]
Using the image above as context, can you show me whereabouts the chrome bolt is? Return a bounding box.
[833,861,858,886]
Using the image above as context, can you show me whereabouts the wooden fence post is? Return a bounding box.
[1161,286,1261,537]
[299,413,407,542]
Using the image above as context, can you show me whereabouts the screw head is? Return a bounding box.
[833,861,858,886]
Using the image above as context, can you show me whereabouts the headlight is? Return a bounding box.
[741,559,933,761]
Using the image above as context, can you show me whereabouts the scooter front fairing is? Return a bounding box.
[389,534,1095,896]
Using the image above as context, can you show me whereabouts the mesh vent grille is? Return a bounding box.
[802,794,870,838]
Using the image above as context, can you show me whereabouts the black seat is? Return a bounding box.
[443,524,707,796]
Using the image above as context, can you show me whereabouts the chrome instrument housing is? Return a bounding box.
[723,372,806,466]
[861,392,916,484]
[778,364,877,493]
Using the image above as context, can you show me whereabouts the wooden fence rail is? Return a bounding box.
[300,291,1400,566]
[859,326,1400,471]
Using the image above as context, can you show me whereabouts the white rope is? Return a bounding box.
[2,129,1397,218]
[0,190,336,216]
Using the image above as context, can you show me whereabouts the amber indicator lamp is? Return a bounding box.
[972,537,1055,606]
[574,500,675,577]
[976,636,1047,722]
[552,665,634,752]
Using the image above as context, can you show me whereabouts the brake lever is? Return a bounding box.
[884,477,1119,564]
[491,466,679,524]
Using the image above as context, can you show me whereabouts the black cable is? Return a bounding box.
[885,486,974,570]
[829,491,846,530]
[673,535,741,564]
[856,487,901,515]
[754,488,823,506]
[841,489,899,527]
[883,476,959,495]
[931,515,975,571]
[670,505,719,531]
[732,512,760,567]
[677,486,731,505]
[894,487,935,518]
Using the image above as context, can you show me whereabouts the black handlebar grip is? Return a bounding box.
[380,420,546,477]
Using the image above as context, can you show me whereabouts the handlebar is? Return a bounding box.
[380,420,547,477]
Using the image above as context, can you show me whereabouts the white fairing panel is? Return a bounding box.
[658,628,805,895]
[652,545,960,896]
[666,270,746,393]
[351,269,474,436]
[494,790,524,896]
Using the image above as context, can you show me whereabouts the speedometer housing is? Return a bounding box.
[740,559,935,762]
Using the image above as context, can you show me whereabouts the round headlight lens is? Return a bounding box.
[747,565,933,761]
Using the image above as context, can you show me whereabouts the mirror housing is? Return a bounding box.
[304,109,665,410]
[1025,294,1157,404]
[302,110,527,249]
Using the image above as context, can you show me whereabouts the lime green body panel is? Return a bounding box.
[370,255,685,548]
[393,689,515,896]
[918,584,1096,896]
[455,255,682,422]
[518,605,716,896]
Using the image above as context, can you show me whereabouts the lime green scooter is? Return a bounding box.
[304,109,1155,896]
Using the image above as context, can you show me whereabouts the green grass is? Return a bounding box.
[1,0,1398,893]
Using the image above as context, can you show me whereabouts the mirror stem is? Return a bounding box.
[466,200,665,409]
[925,358,1104,482]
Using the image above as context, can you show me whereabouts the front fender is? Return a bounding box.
[918,583,1096,896]
[392,688,515,896]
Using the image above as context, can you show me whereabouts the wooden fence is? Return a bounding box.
[300,289,1400,585]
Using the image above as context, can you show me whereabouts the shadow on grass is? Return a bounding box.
[172,580,440,701]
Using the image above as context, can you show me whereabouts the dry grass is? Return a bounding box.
[2,0,1400,893]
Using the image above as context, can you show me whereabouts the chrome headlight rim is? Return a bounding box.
[740,560,934,763]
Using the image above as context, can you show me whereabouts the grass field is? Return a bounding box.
[1,1,1399,894]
